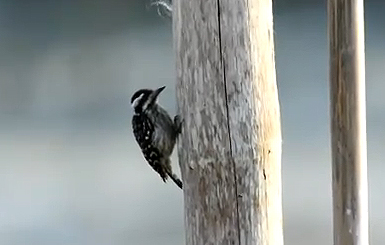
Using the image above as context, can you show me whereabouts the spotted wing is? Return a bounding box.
[132,114,167,181]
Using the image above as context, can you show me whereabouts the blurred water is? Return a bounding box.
[0,1,384,245]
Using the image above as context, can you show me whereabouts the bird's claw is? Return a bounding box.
[174,115,183,135]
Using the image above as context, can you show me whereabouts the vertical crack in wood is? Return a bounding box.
[216,0,241,244]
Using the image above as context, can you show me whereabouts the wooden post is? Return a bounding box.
[328,0,368,244]
[173,0,283,244]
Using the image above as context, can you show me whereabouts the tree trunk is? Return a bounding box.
[173,0,283,244]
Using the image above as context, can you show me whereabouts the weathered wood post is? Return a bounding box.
[173,0,283,244]
[328,0,368,244]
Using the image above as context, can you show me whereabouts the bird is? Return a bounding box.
[131,86,183,189]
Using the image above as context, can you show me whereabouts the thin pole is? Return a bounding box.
[328,0,368,244]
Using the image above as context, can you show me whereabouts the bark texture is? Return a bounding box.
[174,0,283,244]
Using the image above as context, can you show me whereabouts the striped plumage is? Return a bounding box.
[131,86,183,189]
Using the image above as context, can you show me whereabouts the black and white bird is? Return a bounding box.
[131,86,183,189]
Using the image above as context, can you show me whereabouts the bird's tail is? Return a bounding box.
[167,172,183,189]
[163,158,183,189]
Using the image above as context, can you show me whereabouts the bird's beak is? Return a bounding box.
[145,86,166,109]
[151,86,166,100]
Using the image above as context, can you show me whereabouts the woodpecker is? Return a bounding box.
[131,86,183,189]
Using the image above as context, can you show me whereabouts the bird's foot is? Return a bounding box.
[173,115,183,135]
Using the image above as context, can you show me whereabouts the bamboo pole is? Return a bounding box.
[173,0,283,244]
[328,0,368,244]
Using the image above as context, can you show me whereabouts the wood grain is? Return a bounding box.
[173,0,283,244]
[328,0,368,244]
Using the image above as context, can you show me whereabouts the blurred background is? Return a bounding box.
[0,0,384,244]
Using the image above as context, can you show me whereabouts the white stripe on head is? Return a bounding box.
[142,95,156,111]
[131,93,144,109]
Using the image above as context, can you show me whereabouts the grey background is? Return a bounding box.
[0,0,384,244]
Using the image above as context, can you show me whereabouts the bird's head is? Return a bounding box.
[131,86,166,114]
